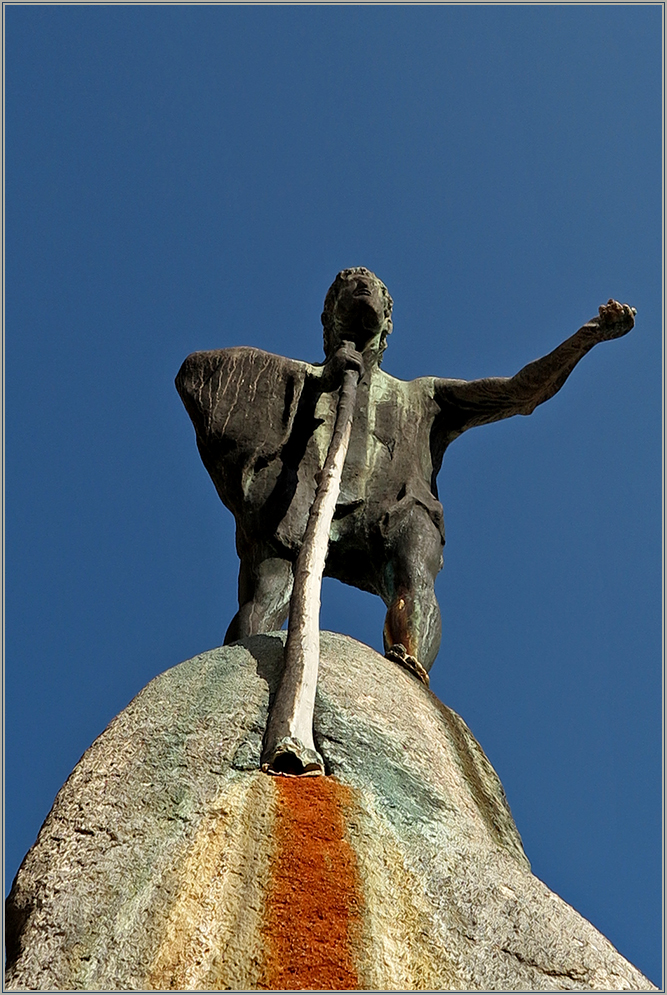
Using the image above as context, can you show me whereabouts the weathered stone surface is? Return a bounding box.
[6,633,655,991]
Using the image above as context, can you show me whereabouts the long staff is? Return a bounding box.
[261,365,359,775]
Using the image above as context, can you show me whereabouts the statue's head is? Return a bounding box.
[321,267,393,363]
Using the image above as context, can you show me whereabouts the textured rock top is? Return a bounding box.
[5,633,655,991]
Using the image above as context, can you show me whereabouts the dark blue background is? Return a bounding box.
[6,6,662,985]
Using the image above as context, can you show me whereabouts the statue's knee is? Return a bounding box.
[388,523,443,590]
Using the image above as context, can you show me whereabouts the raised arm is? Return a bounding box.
[433,299,636,436]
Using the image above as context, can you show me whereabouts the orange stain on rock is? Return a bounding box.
[259,776,362,991]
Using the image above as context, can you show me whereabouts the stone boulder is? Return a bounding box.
[5,633,655,991]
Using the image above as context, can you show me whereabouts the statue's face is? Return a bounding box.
[332,272,386,348]
[322,267,393,362]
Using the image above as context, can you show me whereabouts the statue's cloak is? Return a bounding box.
[176,346,447,569]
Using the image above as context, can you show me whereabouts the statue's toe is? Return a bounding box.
[385,644,430,687]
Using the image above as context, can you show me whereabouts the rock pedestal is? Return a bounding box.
[5,633,655,991]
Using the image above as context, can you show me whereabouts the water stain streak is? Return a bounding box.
[259,776,361,991]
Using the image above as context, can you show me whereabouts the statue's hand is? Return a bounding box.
[328,340,365,381]
[590,299,637,341]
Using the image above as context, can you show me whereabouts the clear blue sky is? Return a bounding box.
[6,5,662,985]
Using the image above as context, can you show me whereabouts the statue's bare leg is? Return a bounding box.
[224,555,294,644]
[380,508,443,685]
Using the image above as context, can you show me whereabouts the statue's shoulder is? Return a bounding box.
[375,368,437,397]
[176,345,323,450]
[399,373,473,399]
[176,345,317,400]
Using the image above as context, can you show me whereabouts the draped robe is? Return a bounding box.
[176,345,541,585]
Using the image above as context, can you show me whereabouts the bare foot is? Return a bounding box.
[385,643,430,687]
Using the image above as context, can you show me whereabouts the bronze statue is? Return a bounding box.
[176,267,635,684]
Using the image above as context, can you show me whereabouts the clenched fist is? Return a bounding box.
[589,299,637,341]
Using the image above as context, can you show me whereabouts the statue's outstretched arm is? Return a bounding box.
[434,300,635,434]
